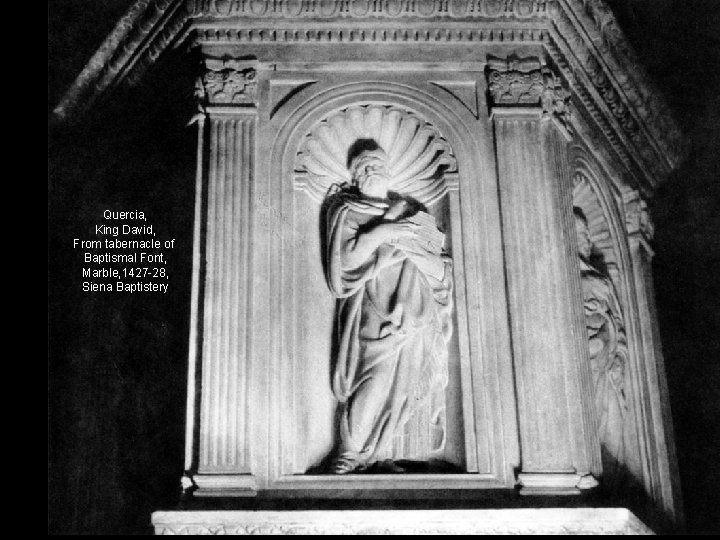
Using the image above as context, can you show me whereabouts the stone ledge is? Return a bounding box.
[151,508,653,535]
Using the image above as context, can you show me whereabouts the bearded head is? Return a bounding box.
[349,148,390,199]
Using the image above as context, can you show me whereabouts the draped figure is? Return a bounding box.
[323,148,453,474]
[575,207,629,482]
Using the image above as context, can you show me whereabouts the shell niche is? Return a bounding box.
[295,105,457,206]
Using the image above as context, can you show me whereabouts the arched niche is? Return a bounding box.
[294,103,460,467]
[570,146,646,490]
[572,163,624,293]
[262,81,517,489]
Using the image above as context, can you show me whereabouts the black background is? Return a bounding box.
[49,0,720,534]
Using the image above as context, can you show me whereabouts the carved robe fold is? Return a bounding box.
[580,258,629,478]
[324,193,453,467]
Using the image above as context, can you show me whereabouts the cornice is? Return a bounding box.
[53,0,186,121]
[53,0,685,192]
[560,0,685,171]
[545,1,684,191]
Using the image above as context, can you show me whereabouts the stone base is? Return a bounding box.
[517,472,599,495]
[151,508,653,535]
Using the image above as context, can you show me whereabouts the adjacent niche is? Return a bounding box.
[572,166,642,492]
[290,104,466,474]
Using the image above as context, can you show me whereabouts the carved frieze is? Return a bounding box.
[186,0,551,19]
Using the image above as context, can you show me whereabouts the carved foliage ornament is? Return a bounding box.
[622,190,654,241]
[196,57,257,106]
[487,56,572,129]
[295,105,457,205]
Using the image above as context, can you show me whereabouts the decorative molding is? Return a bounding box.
[560,0,685,170]
[186,0,552,19]
[198,57,258,106]
[544,7,669,190]
[486,55,571,130]
[623,189,654,241]
[269,80,317,118]
[191,25,547,44]
[568,104,637,194]
[430,81,479,119]
[517,472,597,495]
[53,0,186,120]
[151,508,654,535]
[192,474,258,496]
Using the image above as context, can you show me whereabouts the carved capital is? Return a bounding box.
[486,56,572,131]
[196,57,258,107]
[623,190,654,241]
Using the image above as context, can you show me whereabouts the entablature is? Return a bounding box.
[54,0,685,195]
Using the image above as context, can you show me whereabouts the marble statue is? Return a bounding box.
[323,146,454,474]
[574,207,629,482]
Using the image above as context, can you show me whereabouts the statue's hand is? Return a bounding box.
[383,200,411,221]
[345,219,419,268]
[373,219,420,244]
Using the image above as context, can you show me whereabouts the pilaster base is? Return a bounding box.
[192,474,258,497]
[518,472,599,496]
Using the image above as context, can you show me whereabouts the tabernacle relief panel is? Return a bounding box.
[264,84,517,491]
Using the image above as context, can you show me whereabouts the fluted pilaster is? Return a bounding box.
[199,113,255,476]
[624,191,683,525]
[488,56,600,494]
[546,121,603,482]
[183,57,260,496]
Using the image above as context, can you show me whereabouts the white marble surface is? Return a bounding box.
[152,508,653,535]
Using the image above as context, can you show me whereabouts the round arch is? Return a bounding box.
[269,80,483,201]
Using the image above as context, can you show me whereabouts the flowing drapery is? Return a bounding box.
[324,193,453,467]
